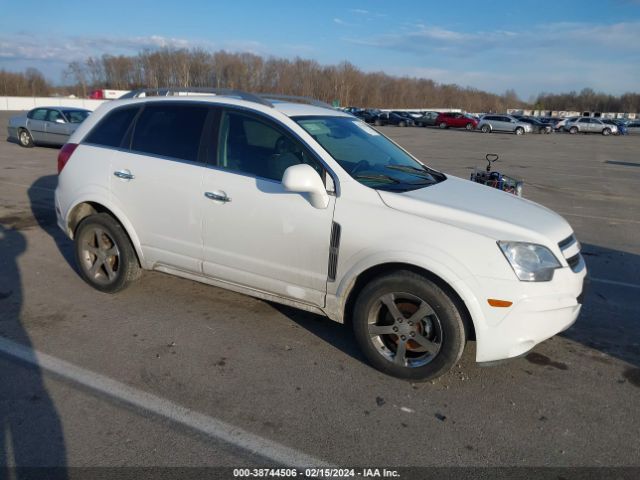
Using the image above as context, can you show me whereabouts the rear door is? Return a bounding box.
[26,108,48,142]
[107,102,211,272]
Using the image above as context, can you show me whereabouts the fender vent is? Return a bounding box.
[328,222,341,282]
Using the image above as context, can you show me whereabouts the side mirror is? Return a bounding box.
[282,164,329,209]
[55,118,66,124]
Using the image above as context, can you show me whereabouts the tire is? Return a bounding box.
[374,119,383,126]
[352,270,466,381]
[399,121,406,128]
[18,128,34,148]
[439,122,447,129]
[569,126,578,134]
[74,213,141,293]
[465,123,473,130]
[602,128,611,136]
[515,127,524,135]
[481,124,491,133]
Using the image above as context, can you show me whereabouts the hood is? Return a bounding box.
[378,175,573,245]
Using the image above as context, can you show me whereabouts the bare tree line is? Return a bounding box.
[2,48,639,113]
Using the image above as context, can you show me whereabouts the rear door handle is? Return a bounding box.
[114,170,135,180]
[204,191,231,203]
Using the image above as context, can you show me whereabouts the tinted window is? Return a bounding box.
[217,110,322,181]
[132,104,208,162]
[484,116,497,121]
[29,109,47,121]
[47,110,64,123]
[579,118,589,123]
[85,107,139,148]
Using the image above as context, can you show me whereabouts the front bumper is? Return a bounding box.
[472,262,587,362]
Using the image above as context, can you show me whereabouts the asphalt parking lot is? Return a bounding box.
[1,111,639,471]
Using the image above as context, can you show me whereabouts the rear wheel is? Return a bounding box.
[399,121,406,127]
[374,119,383,126]
[352,271,466,381]
[18,129,34,148]
[481,124,491,133]
[569,126,578,134]
[465,122,474,130]
[515,127,524,135]
[602,128,611,136]
[439,122,447,129]
[74,213,141,293]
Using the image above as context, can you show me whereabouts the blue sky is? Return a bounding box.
[1,0,639,98]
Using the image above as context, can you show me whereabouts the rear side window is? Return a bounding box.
[131,104,208,162]
[28,109,47,120]
[85,107,139,148]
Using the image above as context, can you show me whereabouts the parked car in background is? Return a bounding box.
[353,109,381,125]
[566,117,617,135]
[55,89,586,381]
[414,111,439,127]
[435,112,477,130]
[378,111,415,127]
[478,115,533,135]
[626,120,640,134]
[7,107,91,147]
[515,117,553,134]
[602,119,627,135]
[555,116,579,131]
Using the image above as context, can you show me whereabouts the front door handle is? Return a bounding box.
[204,191,231,203]
[113,170,135,180]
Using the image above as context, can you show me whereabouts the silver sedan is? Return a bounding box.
[478,114,533,135]
[7,107,91,147]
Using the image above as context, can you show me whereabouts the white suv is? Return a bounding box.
[55,90,586,380]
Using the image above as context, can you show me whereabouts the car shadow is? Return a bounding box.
[27,175,77,274]
[0,223,69,477]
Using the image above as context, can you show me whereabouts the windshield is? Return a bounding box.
[62,110,90,123]
[295,116,445,192]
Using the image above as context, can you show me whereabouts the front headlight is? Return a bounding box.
[498,241,561,282]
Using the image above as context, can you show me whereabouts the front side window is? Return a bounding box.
[295,116,445,192]
[62,109,90,124]
[132,104,208,162]
[85,106,139,148]
[217,110,322,182]
[47,110,64,123]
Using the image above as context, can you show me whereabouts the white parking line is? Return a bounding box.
[0,336,331,468]
[590,277,640,290]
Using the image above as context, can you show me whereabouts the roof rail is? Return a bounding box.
[119,87,274,107]
[258,93,334,109]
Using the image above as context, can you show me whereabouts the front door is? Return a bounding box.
[201,109,335,307]
[45,109,72,144]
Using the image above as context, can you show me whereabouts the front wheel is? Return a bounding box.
[399,121,406,127]
[569,126,578,134]
[74,213,141,293]
[481,124,491,133]
[352,271,466,381]
[515,127,524,135]
[439,122,448,129]
[602,128,611,136]
[374,119,383,126]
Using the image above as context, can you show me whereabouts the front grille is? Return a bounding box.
[558,234,576,250]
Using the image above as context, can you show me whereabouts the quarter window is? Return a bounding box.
[132,104,208,162]
[217,110,321,181]
[85,106,139,148]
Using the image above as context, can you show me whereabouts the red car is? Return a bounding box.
[435,112,478,130]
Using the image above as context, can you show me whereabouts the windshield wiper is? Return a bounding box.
[385,164,435,179]
[353,173,400,184]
